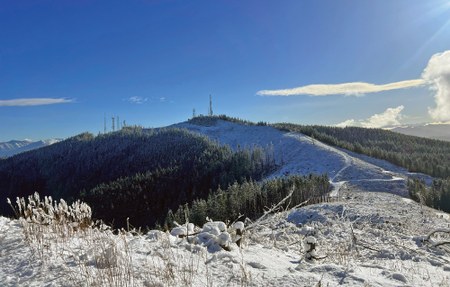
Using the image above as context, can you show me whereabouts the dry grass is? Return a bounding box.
[7,192,253,287]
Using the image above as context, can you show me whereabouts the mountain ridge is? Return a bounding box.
[392,123,450,141]
[0,138,61,158]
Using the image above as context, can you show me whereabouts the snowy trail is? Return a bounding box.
[283,132,353,197]
[175,120,433,197]
[284,132,353,182]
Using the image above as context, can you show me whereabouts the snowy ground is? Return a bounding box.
[175,120,434,196]
[1,119,447,286]
[1,184,449,286]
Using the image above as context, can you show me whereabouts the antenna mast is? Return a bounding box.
[209,94,213,116]
[112,116,115,132]
[104,114,107,133]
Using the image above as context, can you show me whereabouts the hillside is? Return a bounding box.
[0,126,274,228]
[175,118,433,197]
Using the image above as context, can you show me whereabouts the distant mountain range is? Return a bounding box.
[0,139,61,158]
[392,124,450,142]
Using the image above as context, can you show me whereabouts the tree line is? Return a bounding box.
[167,174,330,228]
[188,114,268,127]
[408,178,450,213]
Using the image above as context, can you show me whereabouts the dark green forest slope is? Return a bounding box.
[0,126,275,227]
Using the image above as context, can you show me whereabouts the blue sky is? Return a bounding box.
[1,0,450,141]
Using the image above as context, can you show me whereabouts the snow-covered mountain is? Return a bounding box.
[1,119,448,286]
[392,123,450,142]
[0,139,61,158]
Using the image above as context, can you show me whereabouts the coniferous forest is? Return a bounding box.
[408,178,450,212]
[0,126,277,228]
[168,174,330,228]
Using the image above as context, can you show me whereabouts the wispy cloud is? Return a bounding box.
[128,96,148,104]
[257,79,425,97]
[258,50,450,122]
[0,98,73,107]
[335,105,405,128]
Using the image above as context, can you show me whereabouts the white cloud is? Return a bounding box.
[0,98,73,107]
[128,96,148,104]
[335,119,357,128]
[422,50,450,122]
[335,105,405,128]
[257,79,425,97]
[361,105,404,128]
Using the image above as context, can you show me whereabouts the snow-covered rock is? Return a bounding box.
[233,221,244,231]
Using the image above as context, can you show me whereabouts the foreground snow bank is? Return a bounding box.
[1,185,449,286]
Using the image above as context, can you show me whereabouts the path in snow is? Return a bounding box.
[175,120,433,197]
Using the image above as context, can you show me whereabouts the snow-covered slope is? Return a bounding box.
[175,120,433,197]
[0,139,61,158]
[0,140,32,156]
[1,184,449,286]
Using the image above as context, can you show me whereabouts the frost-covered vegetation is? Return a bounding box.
[0,126,275,228]
[8,192,92,229]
